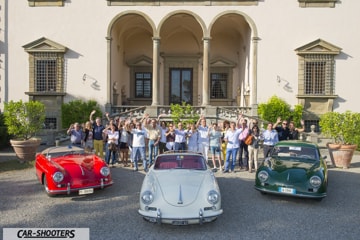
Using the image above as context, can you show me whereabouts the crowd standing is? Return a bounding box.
[66,110,306,173]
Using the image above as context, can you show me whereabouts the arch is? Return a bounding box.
[157,10,207,37]
[209,10,259,112]
[209,10,258,38]
[107,10,156,38]
[106,11,156,107]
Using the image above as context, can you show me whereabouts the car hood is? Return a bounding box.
[154,170,207,206]
[52,155,95,173]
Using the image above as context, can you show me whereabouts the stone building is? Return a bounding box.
[0,0,358,131]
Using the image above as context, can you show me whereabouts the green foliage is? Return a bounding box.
[292,105,304,127]
[61,100,102,127]
[0,113,10,148]
[170,102,199,125]
[4,100,46,140]
[319,111,360,145]
[258,95,303,126]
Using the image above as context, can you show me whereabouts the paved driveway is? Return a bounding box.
[1,150,360,240]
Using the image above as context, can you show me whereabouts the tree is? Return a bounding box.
[258,95,303,126]
[4,100,46,140]
[61,100,102,127]
[170,102,199,125]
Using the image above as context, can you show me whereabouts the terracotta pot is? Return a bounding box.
[10,139,41,163]
[326,143,357,169]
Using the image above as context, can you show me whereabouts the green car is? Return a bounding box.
[255,141,328,200]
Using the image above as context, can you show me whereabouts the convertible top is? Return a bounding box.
[41,146,84,156]
[154,152,206,170]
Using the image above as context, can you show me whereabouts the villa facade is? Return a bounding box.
[0,0,359,131]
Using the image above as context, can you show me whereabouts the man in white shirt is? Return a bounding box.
[223,119,243,173]
[131,122,147,172]
[196,116,209,161]
[143,115,161,166]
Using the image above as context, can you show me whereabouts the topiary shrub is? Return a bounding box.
[170,102,199,125]
[319,111,360,146]
[4,100,46,140]
[61,100,102,127]
[0,113,11,148]
[258,95,303,126]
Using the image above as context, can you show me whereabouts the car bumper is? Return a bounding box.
[47,180,113,195]
[254,186,327,199]
[138,208,223,225]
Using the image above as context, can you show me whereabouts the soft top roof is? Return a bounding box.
[41,145,84,155]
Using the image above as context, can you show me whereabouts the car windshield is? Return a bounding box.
[154,154,206,170]
[41,146,86,158]
[270,145,318,161]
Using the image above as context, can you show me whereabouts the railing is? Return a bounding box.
[109,105,147,119]
[110,105,254,120]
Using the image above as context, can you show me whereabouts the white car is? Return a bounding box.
[138,151,223,225]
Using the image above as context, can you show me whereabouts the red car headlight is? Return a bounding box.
[52,172,64,183]
[100,167,110,177]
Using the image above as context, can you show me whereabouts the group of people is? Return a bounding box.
[67,110,305,173]
[222,115,305,173]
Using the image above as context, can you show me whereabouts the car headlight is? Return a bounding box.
[207,190,220,205]
[258,170,269,182]
[310,176,322,188]
[100,167,110,177]
[141,191,154,205]
[52,172,64,183]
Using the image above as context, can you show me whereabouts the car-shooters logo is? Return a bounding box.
[3,228,89,240]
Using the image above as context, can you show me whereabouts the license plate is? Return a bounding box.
[172,220,188,225]
[278,187,296,194]
[79,188,94,195]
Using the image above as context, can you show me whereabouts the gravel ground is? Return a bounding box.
[1,148,360,240]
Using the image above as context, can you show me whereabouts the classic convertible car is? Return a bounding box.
[255,141,328,200]
[138,151,223,225]
[35,146,113,196]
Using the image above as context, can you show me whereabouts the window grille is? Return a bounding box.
[135,72,152,98]
[210,73,227,99]
[34,52,58,92]
[44,117,57,129]
[304,120,319,132]
[304,54,334,95]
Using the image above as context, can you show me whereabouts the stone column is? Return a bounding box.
[152,37,160,106]
[106,36,112,105]
[251,37,260,116]
[202,37,211,106]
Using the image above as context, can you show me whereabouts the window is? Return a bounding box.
[304,55,334,95]
[211,73,227,99]
[28,0,65,7]
[44,117,57,129]
[23,38,67,131]
[35,54,58,92]
[295,39,341,124]
[304,120,319,132]
[135,72,152,98]
[23,37,67,94]
[296,39,340,96]
[298,0,337,8]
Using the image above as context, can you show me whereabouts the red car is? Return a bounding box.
[35,146,113,196]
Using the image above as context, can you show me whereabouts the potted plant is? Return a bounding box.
[319,111,360,168]
[4,100,46,162]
